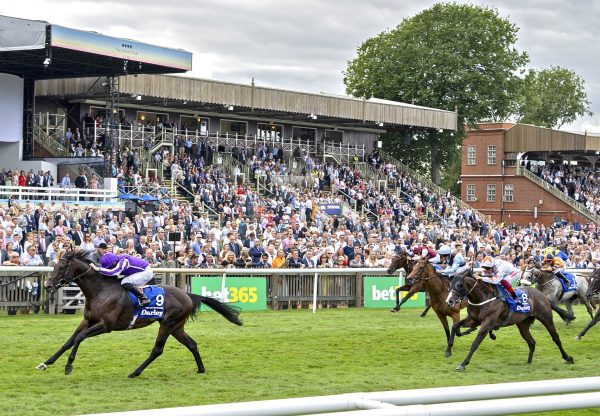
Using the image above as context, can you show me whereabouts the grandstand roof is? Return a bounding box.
[0,15,191,80]
[476,123,600,153]
[36,74,457,131]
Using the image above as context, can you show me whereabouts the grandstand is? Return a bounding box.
[462,123,600,226]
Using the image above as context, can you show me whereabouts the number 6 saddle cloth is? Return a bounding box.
[127,286,166,319]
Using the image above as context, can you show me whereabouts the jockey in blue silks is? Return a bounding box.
[441,245,467,278]
[91,252,153,307]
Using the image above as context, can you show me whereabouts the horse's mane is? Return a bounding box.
[63,249,94,264]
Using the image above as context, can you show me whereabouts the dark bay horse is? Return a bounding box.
[387,253,430,317]
[37,251,243,378]
[446,272,574,371]
[521,263,591,324]
[404,258,471,356]
[576,268,600,340]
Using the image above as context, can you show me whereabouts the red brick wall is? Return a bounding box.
[461,124,591,226]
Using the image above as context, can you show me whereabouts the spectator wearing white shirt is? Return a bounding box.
[21,244,44,266]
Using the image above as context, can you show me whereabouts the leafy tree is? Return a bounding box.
[344,2,528,184]
[517,66,592,128]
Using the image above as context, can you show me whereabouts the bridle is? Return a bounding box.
[51,257,91,290]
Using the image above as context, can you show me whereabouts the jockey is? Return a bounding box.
[479,256,521,304]
[91,252,153,307]
[437,245,452,268]
[411,244,439,264]
[441,245,467,278]
[543,253,570,287]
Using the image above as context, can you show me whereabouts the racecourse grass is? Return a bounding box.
[1,305,599,416]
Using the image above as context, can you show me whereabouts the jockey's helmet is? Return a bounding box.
[100,252,119,268]
[481,256,495,276]
[438,245,451,256]
[544,253,554,263]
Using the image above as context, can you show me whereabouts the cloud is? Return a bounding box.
[4,0,599,131]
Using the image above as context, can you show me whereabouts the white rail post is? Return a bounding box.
[312,272,319,314]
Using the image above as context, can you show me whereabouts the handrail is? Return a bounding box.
[380,150,492,224]
[33,125,70,157]
[520,168,600,225]
[173,178,221,220]
[0,185,117,202]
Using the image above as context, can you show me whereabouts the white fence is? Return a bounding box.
[0,185,118,202]
[83,376,600,416]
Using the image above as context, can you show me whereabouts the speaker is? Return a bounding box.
[125,201,137,212]
[144,203,157,212]
[168,232,182,242]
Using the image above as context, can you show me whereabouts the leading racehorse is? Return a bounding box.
[446,271,574,371]
[37,250,243,377]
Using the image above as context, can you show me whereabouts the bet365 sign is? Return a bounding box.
[363,276,425,308]
[191,276,267,311]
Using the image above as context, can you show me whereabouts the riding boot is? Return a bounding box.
[556,272,569,287]
[122,283,151,307]
[500,280,521,304]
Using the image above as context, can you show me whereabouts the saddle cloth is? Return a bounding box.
[560,272,577,293]
[127,286,165,319]
[497,285,532,313]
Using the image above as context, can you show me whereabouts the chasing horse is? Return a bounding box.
[387,251,430,317]
[576,268,600,340]
[521,259,592,324]
[445,269,574,371]
[37,250,243,378]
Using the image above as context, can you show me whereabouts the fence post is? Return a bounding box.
[312,272,319,313]
[355,273,363,307]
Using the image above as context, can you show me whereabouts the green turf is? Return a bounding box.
[0,305,598,416]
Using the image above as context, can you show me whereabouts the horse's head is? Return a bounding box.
[387,252,409,275]
[447,273,467,308]
[46,250,91,292]
[520,264,537,286]
[586,271,600,301]
[405,257,431,282]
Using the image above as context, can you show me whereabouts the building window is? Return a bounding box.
[466,184,476,202]
[487,184,496,202]
[504,184,514,202]
[487,145,497,165]
[467,147,476,165]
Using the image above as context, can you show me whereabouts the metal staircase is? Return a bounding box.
[518,167,600,225]
[379,150,492,223]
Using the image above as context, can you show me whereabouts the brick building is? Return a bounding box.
[461,123,600,226]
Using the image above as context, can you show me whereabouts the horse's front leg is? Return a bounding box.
[391,284,412,312]
[64,321,108,375]
[37,319,90,371]
[550,300,575,324]
[445,316,476,358]
[456,321,492,371]
[576,307,600,341]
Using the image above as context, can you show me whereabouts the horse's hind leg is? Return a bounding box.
[37,319,89,370]
[576,307,600,341]
[172,326,205,374]
[516,319,536,364]
[420,304,431,318]
[536,311,574,364]
[128,324,173,378]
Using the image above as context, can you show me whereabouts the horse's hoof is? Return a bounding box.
[445,351,452,358]
[489,333,497,341]
[64,366,73,375]
[36,363,47,371]
[565,356,575,364]
[575,335,581,341]
[455,364,465,371]
[390,308,399,313]
[128,372,140,378]
[197,368,206,374]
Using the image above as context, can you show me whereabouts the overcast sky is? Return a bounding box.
[5,0,600,132]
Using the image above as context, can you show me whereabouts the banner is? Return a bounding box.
[191,276,267,311]
[319,203,342,216]
[363,275,425,308]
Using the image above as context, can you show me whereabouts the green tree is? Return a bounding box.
[517,66,592,128]
[344,2,528,184]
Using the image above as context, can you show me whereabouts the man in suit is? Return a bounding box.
[72,223,85,247]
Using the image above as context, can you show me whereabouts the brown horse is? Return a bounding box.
[404,258,472,356]
[37,250,243,377]
[387,252,430,317]
[446,272,574,371]
[576,268,600,340]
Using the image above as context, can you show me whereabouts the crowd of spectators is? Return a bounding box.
[525,161,600,215]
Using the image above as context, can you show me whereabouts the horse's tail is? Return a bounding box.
[187,293,243,326]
